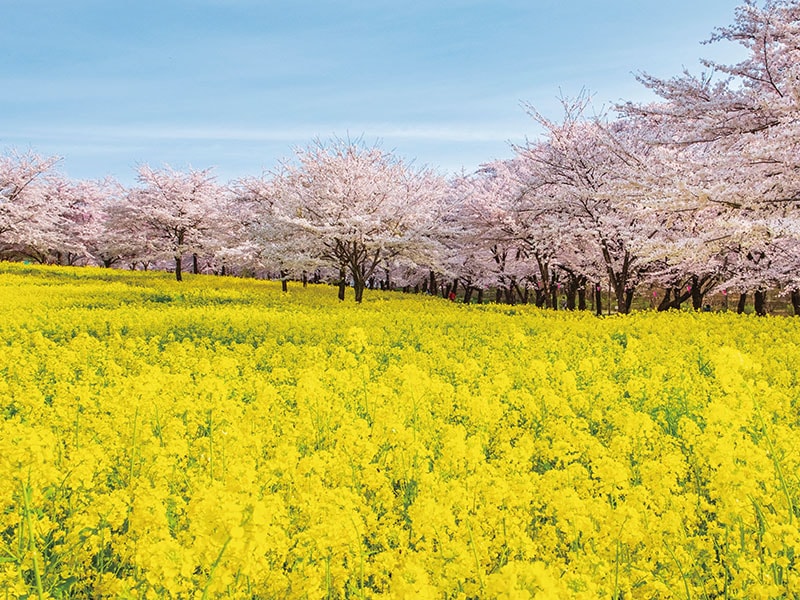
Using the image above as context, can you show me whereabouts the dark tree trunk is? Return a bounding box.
[534,287,547,308]
[667,285,693,310]
[503,286,516,305]
[736,292,747,314]
[280,270,288,293]
[302,271,308,287]
[657,288,672,312]
[669,287,683,310]
[192,253,199,275]
[754,289,767,316]
[338,268,346,301]
[477,288,484,304]
[791,289,800,316]
[624,289,634,313]
[429,271,436,296]
[354,275,366,302]
[463,286,474,304]
[221,264,226,276]
[565,277,581,310]
[551,287,559,310]
[175,256,183,282]
[495,288,502,304]
[614,285,633,315]
[689,275,712,310]
[594,284,602,316]
[565,287,576,310]
[578,287,586,311]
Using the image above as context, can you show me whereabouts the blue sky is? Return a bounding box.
[1,0,745,184]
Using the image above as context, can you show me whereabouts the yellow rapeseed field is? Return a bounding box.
[1,263,798,599]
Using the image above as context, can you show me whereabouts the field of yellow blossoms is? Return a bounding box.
[1,263,798,599]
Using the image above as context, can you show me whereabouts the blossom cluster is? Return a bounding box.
[1,263,798,598]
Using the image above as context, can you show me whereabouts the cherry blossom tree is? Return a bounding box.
[118,165,225,281]
[515,97,660,313]
[230,173,322,289]
[621,0,800,311]
[0,151,61,260]
[449,162,531,304]
[270,139,447,302]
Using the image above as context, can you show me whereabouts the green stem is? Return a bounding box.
[465,518,484,593]
[208,409,214,481]
[22,485,44,600]
[129,406,139,485]
[74,404,80,450]
[613,539,621,600]
[325,553,333,600]
[201,534,232,600]
[663,539,691,600]
[754,400,795,524]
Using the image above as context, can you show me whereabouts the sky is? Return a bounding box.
[1,0,747,185]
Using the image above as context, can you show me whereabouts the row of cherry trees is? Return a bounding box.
[1,0,798,313]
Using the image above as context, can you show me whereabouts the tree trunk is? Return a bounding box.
[463,286,474,304]
[578,287,586,311]
[429,271,436,296]
[192,253,199,275]
[668,285,693,310]
[657,288,672,312]
[614,285,631,315]
[534,287,547,308]
[477,289,484,304]
[504,286,516,305]
[565,277,581,310]
[754,289,767,316]
[338,268,346,301]
[594,284,602,316]
[354,279,366,303]
[736,292,747,314]
[302,271,308,287]
[791,289,800,316]
[565,287,575,310]
[175,255,183,282]
[690,276,704,310]
[624,288,634,313]
[280,270,288,293]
